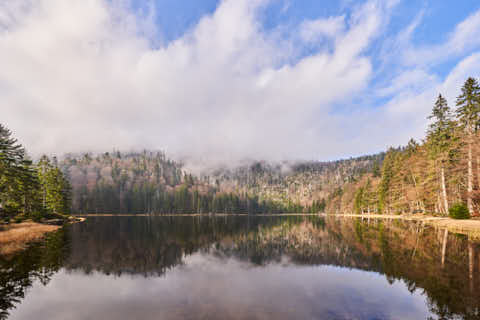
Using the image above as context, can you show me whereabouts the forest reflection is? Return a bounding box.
[64,216,480,319]
[2,215,480,319]
[0,229,69,320]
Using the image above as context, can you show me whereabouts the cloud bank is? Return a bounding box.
[1,0,480,164]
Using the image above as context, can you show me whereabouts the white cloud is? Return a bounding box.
[1,0,397,163]
[299,16,345,43]
[1,0,479,165]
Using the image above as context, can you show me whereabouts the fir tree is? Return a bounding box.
[427,94,455,214]
[455,78,480,214]
[0,124,38,220]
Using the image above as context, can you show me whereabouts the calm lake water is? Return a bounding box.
[1,215,480,320]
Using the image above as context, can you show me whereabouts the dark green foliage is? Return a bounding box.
[455,77,480,131]
[354,187,365,214]
[37,156,71,215]
[308,199,326,213]
[427,94,456,158]
[372,161,381,177]
[448,203,470,219]
[378,149,396,214]
[0,124,70,221]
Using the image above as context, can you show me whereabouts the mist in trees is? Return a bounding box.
[62,151,308,214]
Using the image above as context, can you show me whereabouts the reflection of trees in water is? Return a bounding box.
[0,229,69,320]
[225,216,480,320]
[63,216,287,276]
[63,215,480,319]
[2,216,480,319]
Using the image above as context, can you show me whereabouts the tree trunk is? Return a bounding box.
[468,140,473,214]
[441,229,448,268]
[441,166,449,214]
[469,241,474,293]
[477,155,480,190]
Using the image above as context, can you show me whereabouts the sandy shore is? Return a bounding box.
[0,222,60,256]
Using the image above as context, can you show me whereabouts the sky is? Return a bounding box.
[2,0,480,164]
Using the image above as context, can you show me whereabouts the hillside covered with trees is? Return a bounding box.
[327,77,480,216]
[59,149,385,214]
[60,152,300,214]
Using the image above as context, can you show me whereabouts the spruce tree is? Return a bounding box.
[427,94,455,214]
[37,155,71,216]
[455,78,480,214]
[0,124,37,220]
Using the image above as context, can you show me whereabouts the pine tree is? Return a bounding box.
[0,124,38,220]
[378,149,396,214]
[372,161,381,177]
[427,94,455,214]
[37,155,71,215]
[455,78,480,214]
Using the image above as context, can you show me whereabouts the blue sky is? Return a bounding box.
[135,1,478,44]
[137,0,480,64]
[2,0,480,163]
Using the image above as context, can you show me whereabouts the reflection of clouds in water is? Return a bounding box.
[9,253,432,320]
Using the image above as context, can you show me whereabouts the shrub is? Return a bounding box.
[31,211,44,222]
[449,203,470,219]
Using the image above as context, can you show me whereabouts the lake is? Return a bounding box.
[1,215,480,320]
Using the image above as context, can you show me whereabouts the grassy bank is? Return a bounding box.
[324,213,480,238]
[0,222,60,255]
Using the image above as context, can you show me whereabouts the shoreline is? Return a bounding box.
[0,217,85,256]
[0,222,60,256]
[74,213,320,217]
[75,212,480,238]
[3,213,479,256]
[320,213,480,238]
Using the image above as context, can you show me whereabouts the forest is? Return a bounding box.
[327,77,480,216]
[60,151,310,214]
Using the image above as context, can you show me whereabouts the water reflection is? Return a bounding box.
[1,215,480,320]
[0,229,69,320]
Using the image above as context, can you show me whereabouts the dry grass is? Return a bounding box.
[0,222,60,256]
[426,218,480,239]
[325,213,480,239]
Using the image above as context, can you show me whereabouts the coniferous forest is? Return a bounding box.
[326,77,480,216]
[0,125,71,222]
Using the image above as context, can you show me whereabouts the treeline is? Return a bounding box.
[203,155,383,211]
[75,183,303,214]
[62,151,305,214]
[328,77,480,216]
[61,143,383,214]
[0,124,71,222]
